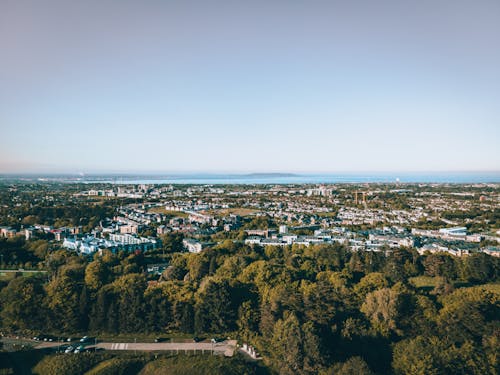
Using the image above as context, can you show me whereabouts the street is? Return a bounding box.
[31,338,238,357]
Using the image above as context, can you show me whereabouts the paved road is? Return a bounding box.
[99,341,237,356]
[34,339,238,357]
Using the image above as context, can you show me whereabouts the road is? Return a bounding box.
[33,339,238,357]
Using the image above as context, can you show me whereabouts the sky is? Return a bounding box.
[1,0,499,174]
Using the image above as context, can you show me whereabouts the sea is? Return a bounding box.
[3,172,499,184]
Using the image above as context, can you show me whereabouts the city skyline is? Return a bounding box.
[1,1,499,173]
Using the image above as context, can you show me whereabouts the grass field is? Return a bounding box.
[209,208,259,217]
[147,207,188,217]
[409,276,440,289]
[0,270,48,281]
[410,276,500,293]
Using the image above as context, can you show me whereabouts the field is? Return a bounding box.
[409,276,500,293]
[147,207,188,217]
[0,270,47,281]
[209,208,260,217]
[409,276,441,290]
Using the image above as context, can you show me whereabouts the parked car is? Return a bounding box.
[57,345,69,353]
[64,346,74,354]
[80,336,89,343]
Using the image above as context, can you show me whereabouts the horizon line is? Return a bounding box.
[1,170,500,176]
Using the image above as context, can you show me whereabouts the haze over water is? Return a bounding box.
[2,172,499,184]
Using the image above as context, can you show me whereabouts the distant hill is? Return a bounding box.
[244,173,298,178]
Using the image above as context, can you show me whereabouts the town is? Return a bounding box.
[1,182,498,260]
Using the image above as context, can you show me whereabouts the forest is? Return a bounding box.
[0,236,499,374]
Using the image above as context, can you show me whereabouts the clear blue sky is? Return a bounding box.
[1,0,499,173]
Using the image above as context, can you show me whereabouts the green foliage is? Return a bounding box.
[361,287,403,337]
[270,312,304,375]
[460,253,499,283]
[0,350,46,375]
[437,286,500,344]
[392,336,491,375]
[138,354,266,375]
[160,233,185,254]
[33,353,108,375]
[325,357,374,375]
[423,253,458,279]
[46,265,85,332]
[0,232,499,374]
[85,357,145,375]
[195,279,236,334]
[0,276,46,330]
[354,272,389,299]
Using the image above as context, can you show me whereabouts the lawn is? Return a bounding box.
[409,276,440,289]
[0,270,47,281]
[409,276,500,293]
[209,208,259,217]
[147,207,188,217]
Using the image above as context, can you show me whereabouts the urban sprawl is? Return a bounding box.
[1,183,498,259]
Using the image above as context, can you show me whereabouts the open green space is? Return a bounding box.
[0,351,266,375]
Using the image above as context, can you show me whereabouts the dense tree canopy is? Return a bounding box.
[0,238,499,374]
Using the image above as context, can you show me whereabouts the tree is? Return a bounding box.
[144,287,171,332]
[437,286,500,344]
[361,287,402,337]
[89,284,116,332]
[172,301,194,333]
[195,280,236,333]
[78,286,90,331]
[271,312,304,375]
[237,300,259,343]
[423,253,457,279]
[84,259,109,290]
[302,321,325,373]
[328,357,374,375]
[160,233,184,253]
[0,276,46,331]
[383,248,419,282]
[460,253,499,283]
[393,336,490,375]
[46,272,83,332]
[301,279,340,325]
[354,272,389,300]
[187,254,209,281]
[112,274,147,333]
[392,336,441,375]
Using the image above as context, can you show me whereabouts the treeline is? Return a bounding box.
[0,242,499,374]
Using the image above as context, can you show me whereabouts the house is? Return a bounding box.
[183,238,203,253]
[157,225,168,235]
[0,226,18,238]
[482,246,500,257]
[439,227,467,236]
[146,263,169,275]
